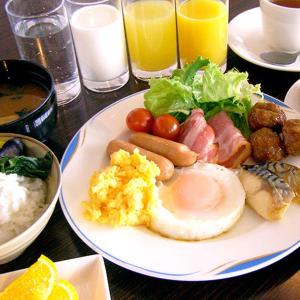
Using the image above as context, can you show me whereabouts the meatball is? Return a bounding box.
[283,119,300,155]
[249,128,284,162]
[248,102,286,131]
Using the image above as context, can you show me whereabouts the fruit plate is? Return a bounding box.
[0,254,110,299]
[60,90,300,281]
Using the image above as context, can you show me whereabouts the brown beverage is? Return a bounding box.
[270,0,300,8]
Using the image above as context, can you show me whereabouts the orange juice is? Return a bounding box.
[177,0,228,66]
[124,0,177,72]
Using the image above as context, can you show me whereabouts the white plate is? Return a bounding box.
[0,254,110,299]
[228,7,300,72]
[285,79,300,112]
[60,91,300,281]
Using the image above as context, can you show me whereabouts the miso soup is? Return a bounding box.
[0,82,47,125]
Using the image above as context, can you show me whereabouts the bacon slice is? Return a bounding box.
[178,109,218,162]
[208,111,251,168]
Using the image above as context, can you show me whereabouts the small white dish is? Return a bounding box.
[0,254,111,300]
[228,7,300,72]
[285,79,300,112]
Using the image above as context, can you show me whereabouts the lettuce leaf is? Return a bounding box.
[144,57,209,116]
[144,57,261,137]
[192,63,260,102]
[170,56,210,85]
[144,78,195,117]
[192,63,261,137]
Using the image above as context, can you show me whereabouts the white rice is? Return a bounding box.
[0,172,48,245]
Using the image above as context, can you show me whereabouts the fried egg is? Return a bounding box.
[150,163,245,241]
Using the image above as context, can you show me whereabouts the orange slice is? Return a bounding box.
[48,279,79,300]
[0,255,58,300]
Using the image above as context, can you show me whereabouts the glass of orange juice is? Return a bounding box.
[177,0,228,71]
[123,0,178,80]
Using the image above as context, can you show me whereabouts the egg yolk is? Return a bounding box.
[160,171,222,218]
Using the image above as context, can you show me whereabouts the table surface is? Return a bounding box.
[0,0,300,298]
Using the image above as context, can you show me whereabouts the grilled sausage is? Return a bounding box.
[129,132,197,167]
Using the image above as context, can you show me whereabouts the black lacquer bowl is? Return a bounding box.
[0,59,57,141]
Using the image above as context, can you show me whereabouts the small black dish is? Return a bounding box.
[0,59,57,141]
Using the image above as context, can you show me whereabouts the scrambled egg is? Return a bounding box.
[82,149,160,226]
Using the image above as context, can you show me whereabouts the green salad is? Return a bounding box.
[144,57,261,137]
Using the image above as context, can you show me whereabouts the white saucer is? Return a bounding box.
[285,79,300,112]
[228,7,300,72]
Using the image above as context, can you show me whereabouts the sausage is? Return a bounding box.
[106,140,174,181]
[129,132,197,167]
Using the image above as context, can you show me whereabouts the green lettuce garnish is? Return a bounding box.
[144,57,261,137]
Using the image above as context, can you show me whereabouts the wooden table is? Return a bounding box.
[0,0,299,298]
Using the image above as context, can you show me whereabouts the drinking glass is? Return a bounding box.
[123,0,178,80]
[66,0,129,92]
[176,0,229,71]
[5,0,81,106]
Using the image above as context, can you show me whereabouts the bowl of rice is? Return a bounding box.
[0,133,61,264]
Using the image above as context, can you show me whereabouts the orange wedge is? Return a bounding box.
[0,255,58,300]
[48,279,79,300]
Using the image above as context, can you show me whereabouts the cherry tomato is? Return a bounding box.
[126,108,154,133]
[152,114,180,140]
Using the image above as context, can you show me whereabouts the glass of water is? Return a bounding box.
[5,0,81,106]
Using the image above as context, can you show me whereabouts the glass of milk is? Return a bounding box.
[66,0,129,92]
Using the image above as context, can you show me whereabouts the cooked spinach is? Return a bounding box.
[0,152,52,179]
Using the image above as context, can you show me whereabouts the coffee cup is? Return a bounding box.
[259,0,300,53]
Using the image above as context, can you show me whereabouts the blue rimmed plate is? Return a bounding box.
[59,91,300,281]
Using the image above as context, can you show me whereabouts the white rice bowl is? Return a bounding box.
[0,133,61,264]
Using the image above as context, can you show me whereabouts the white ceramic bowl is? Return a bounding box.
[0,133,61,264]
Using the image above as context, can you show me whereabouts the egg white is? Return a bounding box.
[150,163,246,241]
